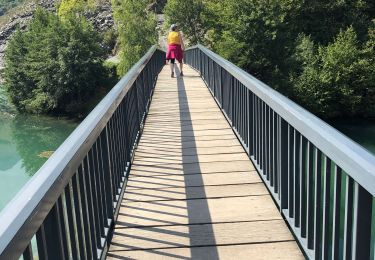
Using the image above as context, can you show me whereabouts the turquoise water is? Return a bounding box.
[331,119,375,155]
[0,111,77,211]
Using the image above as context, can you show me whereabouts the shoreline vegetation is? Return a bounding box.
[0,0,374,122]
[3,5,115,118]
[1,0,158,119]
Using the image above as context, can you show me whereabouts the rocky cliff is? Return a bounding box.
[0,0,114,71]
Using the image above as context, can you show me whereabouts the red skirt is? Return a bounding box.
[166,44,183,63]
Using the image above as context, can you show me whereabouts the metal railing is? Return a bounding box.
[185,44,375,260]
[0,46,165,260]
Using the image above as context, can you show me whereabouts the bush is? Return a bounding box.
[112,0,157,75]
[293,27,375,118]
[3,8,106,115]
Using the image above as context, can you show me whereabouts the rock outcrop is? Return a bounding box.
[0,0,114,71]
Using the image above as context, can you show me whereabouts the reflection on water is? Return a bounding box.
[0,113,77,211]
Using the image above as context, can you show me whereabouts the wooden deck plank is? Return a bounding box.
[130,160,255,176]
[109,66,303,259]
[124,183,268,202]
[141,128,235,137]
[107,241,304,260]
[116,196,282,228]
[132,153,249,166]
[110,220,294,251]
[135,145,244,157]
[126,171,262,189]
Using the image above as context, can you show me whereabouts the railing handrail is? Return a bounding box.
[0,45,158,255]
[189,44,375,196]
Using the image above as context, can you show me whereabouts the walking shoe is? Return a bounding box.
[180,71,184,77]
[171,72,174,78]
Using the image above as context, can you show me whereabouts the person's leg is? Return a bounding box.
[170,58,175,77]
[179,61,183,76]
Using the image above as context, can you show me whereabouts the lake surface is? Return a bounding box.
[332,119,375,155]
[0,110,77,211]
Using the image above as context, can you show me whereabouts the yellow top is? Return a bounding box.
[167,31,181,45]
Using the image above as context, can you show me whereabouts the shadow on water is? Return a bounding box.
[176,66,220,259]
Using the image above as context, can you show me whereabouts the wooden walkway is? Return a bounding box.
[107,66,304,259]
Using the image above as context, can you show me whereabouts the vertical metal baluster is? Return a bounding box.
[294,130,301,228]
[332,165,342,259]
[307,142,315,249]
[114,104,126,175]
[64,181,80,258]
[107,118,118,199]
[112,110,122,187]
[288,125,294,218]
[76,165,95,259]
[321,157,331,259]
[260,100,263,171]
[248,92,254,156]
[220,68,224,107]
[314,149,322,259]
[80,160,96,260]
[72,172,88,260]
[280,118,288,208]
[92,144,105,239]
[267,104,271,180]
[22,243,33,260]
[343,176,354,260]
[351,183,372,259]
[97,134,110,228]
[47,203,67,259]
[101,127,115,221]
[257,97,261,166]
[244,88,249,148]
[274,113,278,194]
[300,137,307,238]
[85,154,101,251]
[36,224,48,260]
[265,104,269,181]
[56,197,69,259]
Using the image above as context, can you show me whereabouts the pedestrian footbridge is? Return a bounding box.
[1,45,375,260]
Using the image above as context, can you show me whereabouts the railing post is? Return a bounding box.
[43,204,66,260]
[101,127,115,220]
[351,183,372,259]
[279,117,288,207]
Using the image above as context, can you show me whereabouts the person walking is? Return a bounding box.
[166,24,185,78]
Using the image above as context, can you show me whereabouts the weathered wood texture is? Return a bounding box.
[108,66,303,259]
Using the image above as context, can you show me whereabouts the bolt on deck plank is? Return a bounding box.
[108,66,304,259]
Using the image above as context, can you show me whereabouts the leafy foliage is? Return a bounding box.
[112,0,157,75]
[58,0,95,17]
[3,8,106,115]
[165,0,375,119]
[164,0,209,44]
[293,27,375,118]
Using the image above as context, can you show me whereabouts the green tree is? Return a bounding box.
[171,0,375,119]
[3,8,105,115]
[293,27,375,118]
[290,0,375,45]
[206,0,299,93]
[164,0,209,44]
[112,0,157,75]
